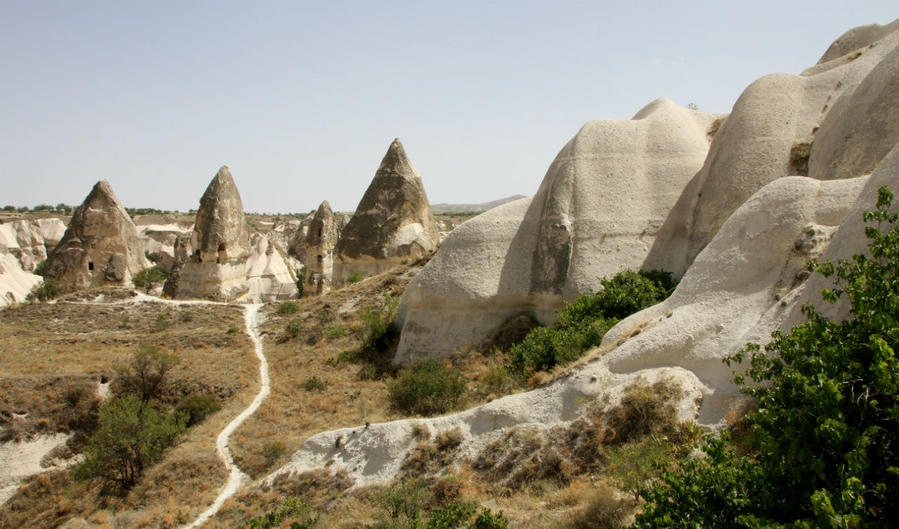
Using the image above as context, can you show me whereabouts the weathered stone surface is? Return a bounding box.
[396,100,716,363]
[246,233,297,301]
[43,180,149,289]
[644,23,899,277]
[334,139,439,283]
[304,201,338,295]
[0,218,66,272]
[174,166,250,301]
[287,212,314,263]
[137,223,192,272]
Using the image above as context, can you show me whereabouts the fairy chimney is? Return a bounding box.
[334,138,439,283]
[174,166,250,300]
[304,200,339,295]
[43,180,149,289]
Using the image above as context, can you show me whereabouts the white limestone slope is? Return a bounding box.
[245,233,297,301]
[397,99,717,362]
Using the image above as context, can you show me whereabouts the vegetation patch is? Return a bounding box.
[505,270,677,377]
[635,186,899,527]
[387,360,467,416]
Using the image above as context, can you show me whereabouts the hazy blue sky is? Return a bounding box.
[1,1,896,214]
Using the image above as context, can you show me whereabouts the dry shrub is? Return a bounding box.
[563,483,635,529]
[400,429,463,478]
[473,426,573,492]
[269,468,354,506]
[600,379,684,445]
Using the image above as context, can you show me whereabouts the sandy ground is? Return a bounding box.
[0,433,71,506]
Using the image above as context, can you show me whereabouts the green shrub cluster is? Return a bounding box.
[347,271,365,284]
[388,360,467,416]
[26,277,67,302]
[506,270,676,376]
[278,301,301,314]
[238,497,319,529]
[633,186,899,528]
[132,266,169,293]
[175,392,221,426]
[367,479,508,529]
[361,293,401,363]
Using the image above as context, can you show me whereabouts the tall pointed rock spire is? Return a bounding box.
[334,138,439,284]
[44,180,149,288]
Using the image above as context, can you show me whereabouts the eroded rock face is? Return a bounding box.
[0,218,66,272]
[396,100,717,363]
[304,201,338,295]
[643,23,899,277]
[174,166,250,301]
[334,139,439,284]
[246,233,297,301]
[42,181,149,289]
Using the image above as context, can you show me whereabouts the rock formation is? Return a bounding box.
[268,21,899,490]
[396,100,718,363]
[642,22,899,277]
[304,201,338,295]
[42,181,149,289]
[333,139,440,284]
[0,218,66,272]
[137,223,192,272]
[245,233,297,301]
[172,166,251,301]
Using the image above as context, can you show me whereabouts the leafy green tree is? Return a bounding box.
[633,186,899,528]
[114,343,179,403]
[73,393,186,490]
[25,277,67,302]
[131,266,169,293]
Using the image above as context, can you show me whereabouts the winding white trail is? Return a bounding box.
[182,303,269,529]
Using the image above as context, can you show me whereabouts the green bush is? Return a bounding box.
[26,277,67,302]
[388,360,467,416]
[368,479,507,529]
[506,270,675,376]
[73,394,186,490]
[296,265,306,297]
[175,392,221,426]
[286,320,303,339]
[277,301,301,314]
[302,376,328,391]
[347,271,365,284]
[325,324,348,339]
[132,267,169,293]
[361,293,401,362]
[113,343,179,403]
[238,497,319,529]
[633,186,899,528]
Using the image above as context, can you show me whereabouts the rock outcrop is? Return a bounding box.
[269,20,899,489]
[245,233,297,301]
[42,181,149,289]
[172,166,251,301]
[137,223,192,272]
[642,23,899,277]
[333,139,439,284]
[0,218,66,272]
[304,201,338,295]
[396,100,718,363]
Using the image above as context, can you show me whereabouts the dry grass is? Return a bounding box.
[0,288,257,529]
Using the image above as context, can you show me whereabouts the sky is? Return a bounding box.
[1,1,897,214]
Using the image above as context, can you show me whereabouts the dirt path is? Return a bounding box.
[182,303,269,529]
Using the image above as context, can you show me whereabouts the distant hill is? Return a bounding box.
[430,194,528,214]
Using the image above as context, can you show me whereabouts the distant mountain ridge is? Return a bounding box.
[430,194,528,214]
